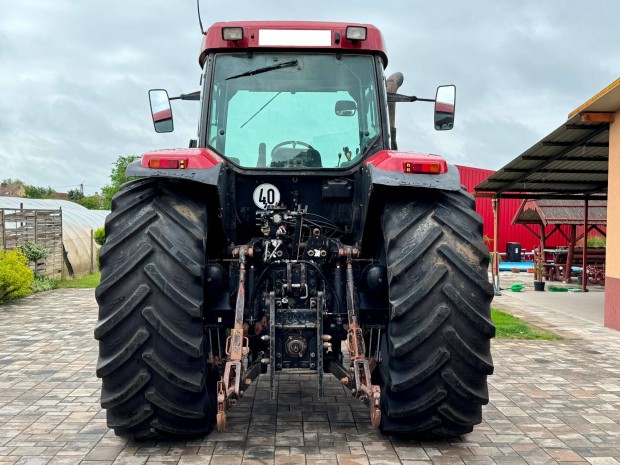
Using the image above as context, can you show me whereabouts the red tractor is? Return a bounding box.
[95,21,494,439]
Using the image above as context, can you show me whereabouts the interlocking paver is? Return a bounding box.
[3,289,620,464]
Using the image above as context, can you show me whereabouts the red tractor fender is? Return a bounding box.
[125,147,225,186]
[364,150,461,191]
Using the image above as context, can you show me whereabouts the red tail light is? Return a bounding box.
[148,158,186,169]
[365,150,447,174]
[403,161,443,174]
[141,148,224,170]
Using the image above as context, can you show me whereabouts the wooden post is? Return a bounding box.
[34,211,40,277]
[492,197,501,295]
[1,210,5,250]
[60,208,65,281]
[539,223,546,280]
[582,199,589,292]
[563,224,576,282]
[90,229,94,275]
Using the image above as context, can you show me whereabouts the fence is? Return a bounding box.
[0,208,63,279]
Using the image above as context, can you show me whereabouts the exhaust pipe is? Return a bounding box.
[386,72,404,150]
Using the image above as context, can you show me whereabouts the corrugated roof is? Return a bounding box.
[512,199,607,226]
[475,113,610,197]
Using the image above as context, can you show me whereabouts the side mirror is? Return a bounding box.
[434,85,456,131]
[149,89,174,133]
[335,100,357,117]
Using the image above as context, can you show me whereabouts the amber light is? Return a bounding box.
[148,158,186,169]
[403,162,442,174]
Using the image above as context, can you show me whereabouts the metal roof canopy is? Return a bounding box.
[512,199,607,226]
[475,78,620,200]
[475,78,620,294]
[475,114,610,199]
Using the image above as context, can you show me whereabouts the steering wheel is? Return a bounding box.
[271,140,312,155]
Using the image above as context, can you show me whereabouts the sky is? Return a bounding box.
[1,0,619,195]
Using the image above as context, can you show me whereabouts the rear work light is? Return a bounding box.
[403,161,443,174]
[222,27,244,41]
[346,26,367,41]
[148,158,186,169]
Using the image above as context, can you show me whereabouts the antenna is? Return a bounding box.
[197,0,205,35]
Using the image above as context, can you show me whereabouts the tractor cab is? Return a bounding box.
[147,22,455,171]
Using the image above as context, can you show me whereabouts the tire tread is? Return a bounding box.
[95,179,214,440]
[380,190,494,437]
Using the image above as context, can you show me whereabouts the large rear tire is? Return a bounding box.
[95,179,214,439]
[380,189,495,437]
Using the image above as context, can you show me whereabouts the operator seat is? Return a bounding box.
[270,147,322,167]
[304,147,322,167]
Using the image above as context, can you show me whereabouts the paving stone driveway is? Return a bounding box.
[2,289,620,465]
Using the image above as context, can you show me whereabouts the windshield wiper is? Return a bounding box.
[240,92,281,128]
[225,59,298,81]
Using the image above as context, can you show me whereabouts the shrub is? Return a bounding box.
[94,227,106,246]
[0,249,34,304]
[79,196,103,210]
[30,275,59,293]
[21,241,49,263]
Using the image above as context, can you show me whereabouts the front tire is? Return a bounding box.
[95,179,214,439]
[380,189,495,437]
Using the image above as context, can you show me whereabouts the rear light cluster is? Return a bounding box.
[403,161,443,174]
[365,150,448,175]
[148,158,187,169]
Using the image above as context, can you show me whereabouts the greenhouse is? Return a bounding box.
[0,197,109,277]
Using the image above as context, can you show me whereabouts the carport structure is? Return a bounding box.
[512,198,607,283]
[475,78,620,330]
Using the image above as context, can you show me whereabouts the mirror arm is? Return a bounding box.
[170,91,201,101]
[387,92,435,103]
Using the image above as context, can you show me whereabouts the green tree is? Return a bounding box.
[24,185,56,199]
[1,178,24,186]
[101,155,138,209]
[68,188,84,202]
[79,196,103,210]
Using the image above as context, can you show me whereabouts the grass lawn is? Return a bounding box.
[58,272,101,288]
[492,308,562,340]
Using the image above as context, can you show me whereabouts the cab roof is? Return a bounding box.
[199,21,387,67]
